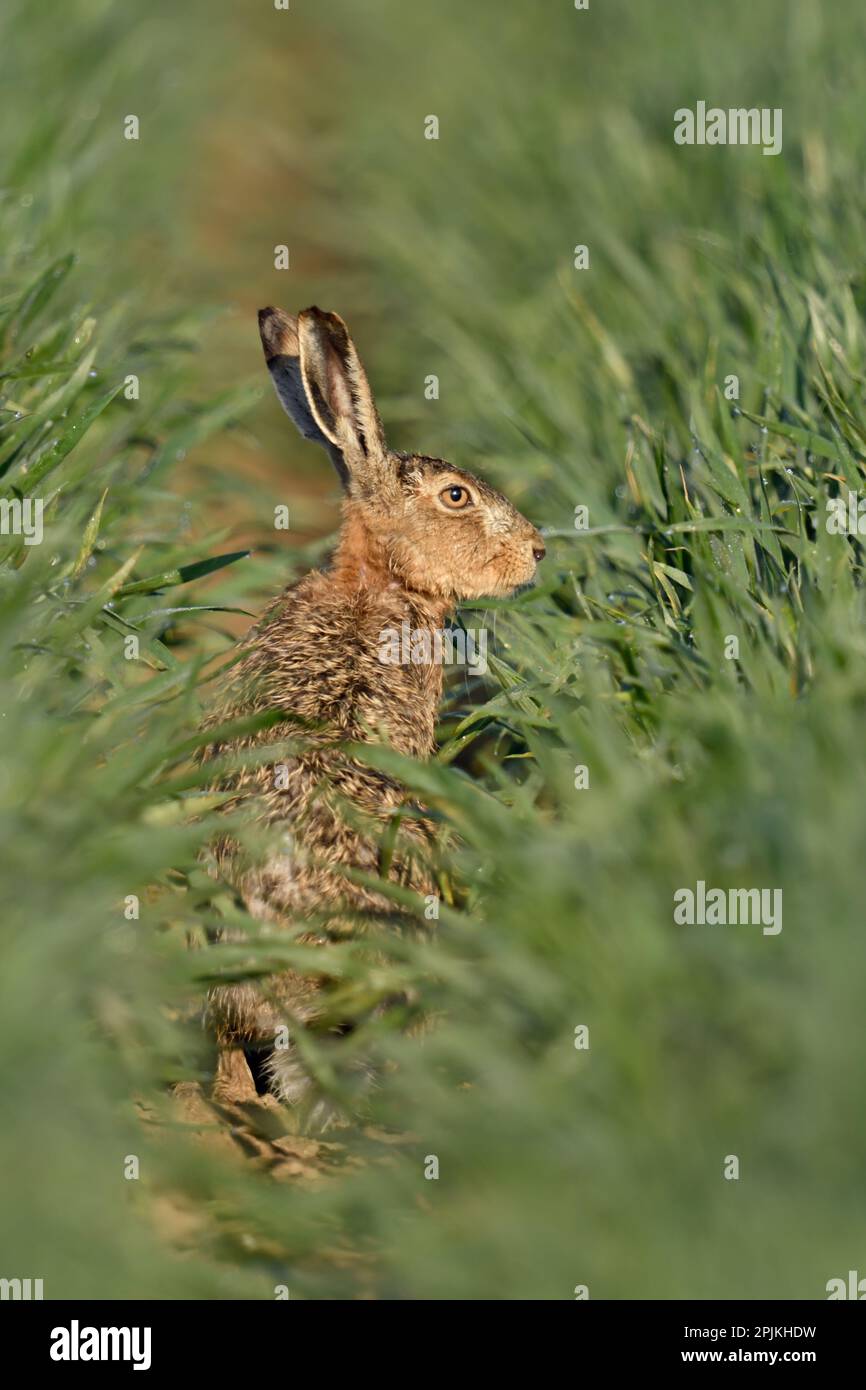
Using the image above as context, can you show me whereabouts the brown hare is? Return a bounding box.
[203,305,545,1118]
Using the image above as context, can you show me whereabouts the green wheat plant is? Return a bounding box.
[2,0,866,1301]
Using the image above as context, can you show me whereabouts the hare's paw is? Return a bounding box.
[265,1045,347,1132]
[264,1042,313,1106]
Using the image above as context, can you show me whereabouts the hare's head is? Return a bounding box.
[258,306,545,602]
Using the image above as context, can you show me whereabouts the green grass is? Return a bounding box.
[3,0,866,1299]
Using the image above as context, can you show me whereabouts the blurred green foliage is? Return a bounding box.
[2,0,866,1299]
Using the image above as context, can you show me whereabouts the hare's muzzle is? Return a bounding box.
[529,528,546,563]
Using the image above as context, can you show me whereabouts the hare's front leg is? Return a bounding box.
[207,974,277,1103]
[212,1043,258,1103]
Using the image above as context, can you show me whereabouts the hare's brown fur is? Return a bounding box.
[202,306,544,1113]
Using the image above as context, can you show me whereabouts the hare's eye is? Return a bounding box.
[440,484,472,510]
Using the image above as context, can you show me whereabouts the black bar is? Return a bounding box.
[2,1299,862,1374]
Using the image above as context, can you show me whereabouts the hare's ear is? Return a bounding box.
[296,306,390,488]
[258,306,350,488]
